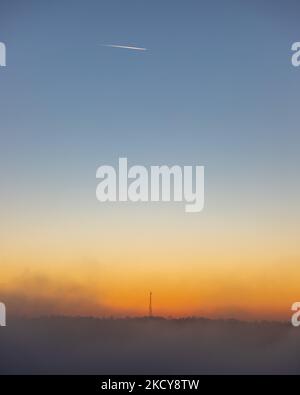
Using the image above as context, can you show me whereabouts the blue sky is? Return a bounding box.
[0,0,300,226]
[1,0,300,320]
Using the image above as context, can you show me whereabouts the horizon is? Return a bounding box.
[6,314,292,324]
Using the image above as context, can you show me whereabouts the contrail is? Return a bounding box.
[102,44,147,51]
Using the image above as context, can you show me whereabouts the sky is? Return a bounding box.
[0,0,300,320]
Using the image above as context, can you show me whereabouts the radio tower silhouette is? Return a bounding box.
[149,291,153,318]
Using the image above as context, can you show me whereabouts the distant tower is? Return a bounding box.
[149,291,152,317]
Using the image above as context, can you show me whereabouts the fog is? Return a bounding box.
[1,317,300,374]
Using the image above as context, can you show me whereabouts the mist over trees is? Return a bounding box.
[1,317,299,374]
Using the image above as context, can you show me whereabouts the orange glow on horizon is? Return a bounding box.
[1,206,299,321]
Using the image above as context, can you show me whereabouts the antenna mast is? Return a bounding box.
[149,291,152,317]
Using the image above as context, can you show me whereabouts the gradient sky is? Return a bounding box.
[0,0,300,319]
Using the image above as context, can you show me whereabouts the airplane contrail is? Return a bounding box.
[102,44,147,51]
